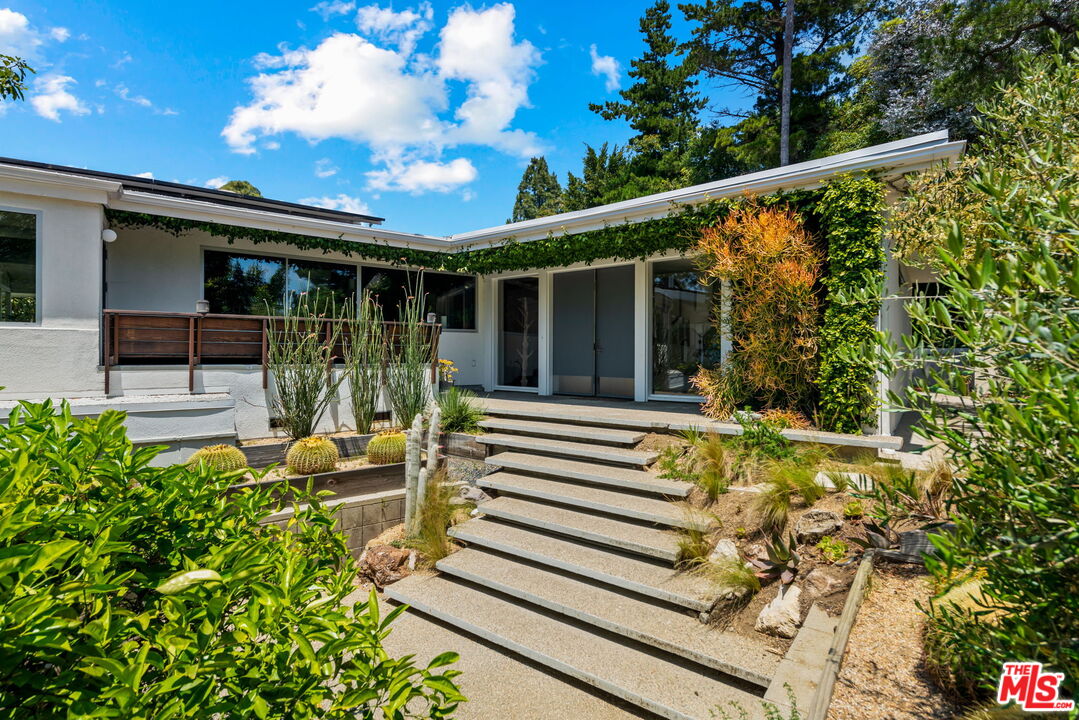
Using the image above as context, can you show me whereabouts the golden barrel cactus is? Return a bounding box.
[187,444,248,472]
[367,431,406,465]
[286,436,340,475]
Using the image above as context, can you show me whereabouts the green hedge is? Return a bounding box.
[814,174,886,433]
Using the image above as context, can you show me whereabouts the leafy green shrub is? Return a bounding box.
[436,387,484,434]
[187,443,248,472]
[367,431,407,465]
[286,435,340,475]
[890,46,1079,698]
[0,400,464,717]
[843,499,864,518]
[735,412,794,460]
[816,535,848,563]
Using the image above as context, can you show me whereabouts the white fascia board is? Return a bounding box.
[445,132,965,249]
[108,189,453,251]
[0,164,119,205]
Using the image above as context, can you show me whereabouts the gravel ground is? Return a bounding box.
[828,564,957,720]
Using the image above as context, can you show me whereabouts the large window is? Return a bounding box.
[0,210,37,323]
[203,251,356,316]
[651,259,719,395]
[361,267,476,330]
[499,277,539,387]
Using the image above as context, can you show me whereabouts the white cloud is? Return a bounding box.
[355,2,432,57]
[115,83,152,107]
[134,171,154,179]
[366,157,476,193]
[314,158,338,177]
[300,192,371,214]
[205,176,229,189]
[111,52,132,69]
[589,44,620,92]
[0,8,42,58]
[30,75,89,121]
[49,26,70,42]
[222,3,542,193]
[311,0,355,19]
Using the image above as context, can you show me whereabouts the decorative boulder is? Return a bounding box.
[755,584,803,638]
[803,567,852,599]
[358,545,411,588]
[456,485,492,505]
[795,509,843,544]
[709,538,741,564]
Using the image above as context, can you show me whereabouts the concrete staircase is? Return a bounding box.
[386,409,783,720]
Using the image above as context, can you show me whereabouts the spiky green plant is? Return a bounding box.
[384,277,433,426]
[695,436,731,501]
[436,387,484,434]
[343,291,384,434]
[676,425,706,447]
[286,436,339,475]
[187,444,248,472]
[748,533,801,584]
[675,507,718,568]
[701,557,761,596]
[367,431,406,465]
[266,295,347,440]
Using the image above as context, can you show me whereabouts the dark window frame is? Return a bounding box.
[0,207,40,325]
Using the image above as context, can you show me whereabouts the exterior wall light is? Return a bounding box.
[101,228,117,243]
[195,299,210,314]
[426,312,437,324]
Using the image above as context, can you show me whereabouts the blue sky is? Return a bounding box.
[0,1,748,235]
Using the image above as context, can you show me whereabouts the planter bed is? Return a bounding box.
[229,460,405,504]
[241,433,379,469]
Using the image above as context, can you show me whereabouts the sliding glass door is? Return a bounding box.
[651,259,719,395]
[498,277,539,388]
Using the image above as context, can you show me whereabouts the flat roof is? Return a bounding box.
[0,156,385,225]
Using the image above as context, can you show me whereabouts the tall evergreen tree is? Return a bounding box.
[510,157,563,222]
[218,180,263,197]
[562,144,628,211]
[590,1,706,179]
[680,0,881,166]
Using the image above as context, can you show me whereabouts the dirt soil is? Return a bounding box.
[637,432,686,453]
[827,564,957,720]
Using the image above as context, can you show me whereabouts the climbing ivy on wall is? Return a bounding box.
[813,174,887,434]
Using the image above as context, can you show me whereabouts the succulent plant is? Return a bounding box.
[367,431,406,465]
[748,532,801,584]
[187,444,248,472]
[286,436,339,476]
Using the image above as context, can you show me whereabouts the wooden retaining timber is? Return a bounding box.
[101,309,441,394]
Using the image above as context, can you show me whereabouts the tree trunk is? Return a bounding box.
[779,0,794,166]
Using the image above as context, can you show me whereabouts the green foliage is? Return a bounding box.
[0,54,34,102]
[187,443,248,472]
[510,157,563,222]
[815,173,885,433]
[286,435,340,475]
[816,535,848,563]
[384,286,432,426]
[748,533,801,584]
[891,47,1079,698]
[712,683,802,719]
[701,556,761,596]
[658,435,731,501]
[408,469,457,565]
[435,388,484,434]
[367,432,406,465]
[217,180,263,197]
[342,291,385,434]
[675,507,717,566]
[755,460,825,533]
[843,499,864,518]
[0,400,463,717]
[266,297,347,440]
[735,412,794,460]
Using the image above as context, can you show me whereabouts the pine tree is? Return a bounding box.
[510,157,563,222]
[219,180,263,197]
[590,1,706,179]
[562,144,628,211]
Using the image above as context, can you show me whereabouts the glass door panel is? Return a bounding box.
[499,277,539,387]
[651,259,718,395]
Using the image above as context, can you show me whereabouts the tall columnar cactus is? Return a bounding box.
[187,444,248,472]
[367,431,406,465]
[405,413,423,532]
[426,407,441,474]
[286,436,339,476]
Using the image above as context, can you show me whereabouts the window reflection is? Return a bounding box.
[652,259,719,394]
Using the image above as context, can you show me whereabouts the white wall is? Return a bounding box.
[105,225,487,387]
[0,189,105,398]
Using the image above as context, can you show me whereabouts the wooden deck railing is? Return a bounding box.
[102,309,441,394]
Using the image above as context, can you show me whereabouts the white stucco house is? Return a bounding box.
[0,131,963,459]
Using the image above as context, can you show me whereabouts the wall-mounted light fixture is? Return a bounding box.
[101,228,117,243]
[426,312,437,324]
[195,299,210,314]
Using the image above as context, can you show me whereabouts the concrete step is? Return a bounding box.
[478,472,704,530]
[477,433,658,467]
[485,452,689,498]
[450,518,718,612]
[478,417,645,446]
[482,403,665,430]
[436,548,779,688]
[386,573,768,720]
[478,496,681,562]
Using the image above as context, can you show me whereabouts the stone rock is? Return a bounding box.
[803,567,852,598]
[795,509,843,544]
[709,538,741,564]
[745,543,766,561]
[453,485,492,505]
[755,584,803,638]
[359,545,411,588]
